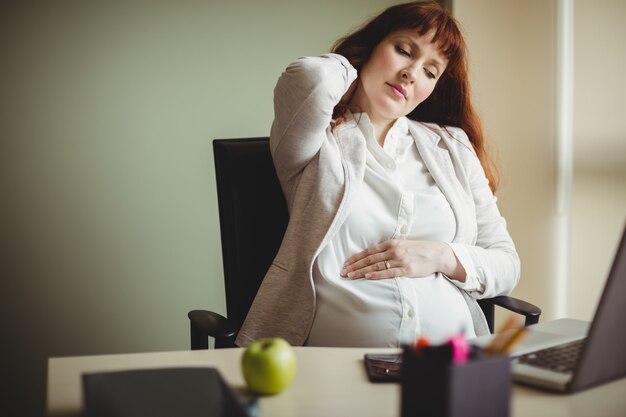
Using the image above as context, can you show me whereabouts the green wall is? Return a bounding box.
[0,1,398,416]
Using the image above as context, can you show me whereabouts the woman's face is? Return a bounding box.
[350,29,447,126]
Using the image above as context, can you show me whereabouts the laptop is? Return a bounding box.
[82,367,253,417]
[483,227,626,393]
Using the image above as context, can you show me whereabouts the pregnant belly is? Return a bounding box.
[306,275,474,347]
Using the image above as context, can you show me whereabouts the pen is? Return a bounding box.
[497,327,528,355]
[414,337,431,349]
[448,333,470,364]
[484,314,526,355]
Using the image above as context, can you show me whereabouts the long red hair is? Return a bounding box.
[332,1,499,192]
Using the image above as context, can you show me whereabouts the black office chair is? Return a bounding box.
[188,138,542,349]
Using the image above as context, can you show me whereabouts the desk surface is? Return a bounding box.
[48,346,626,417]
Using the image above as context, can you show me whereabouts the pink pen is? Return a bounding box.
[448,333,470,364]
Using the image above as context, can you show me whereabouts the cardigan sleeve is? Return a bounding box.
[269,54,357,184]
[445,129,521,299]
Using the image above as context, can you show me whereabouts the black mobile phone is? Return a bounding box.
[364,353,403,382]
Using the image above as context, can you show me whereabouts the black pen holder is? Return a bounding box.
[401,344,511,417]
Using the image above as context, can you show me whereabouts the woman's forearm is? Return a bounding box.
[438,242,467,283]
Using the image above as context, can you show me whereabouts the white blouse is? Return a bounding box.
[306,114,475,347]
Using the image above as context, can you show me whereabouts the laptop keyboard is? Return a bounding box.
[517,339,585,374]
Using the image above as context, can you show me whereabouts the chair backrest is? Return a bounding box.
[213,138,289,331]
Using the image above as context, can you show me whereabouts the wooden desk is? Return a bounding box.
[47,347,626,417]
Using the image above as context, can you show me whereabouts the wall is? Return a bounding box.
[0,1,397,416]
[569,0,626,320]
[456,0,626,324]
[455,0,559,319]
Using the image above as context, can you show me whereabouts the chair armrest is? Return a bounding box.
[188,310,238,349]
[477,296,542,333]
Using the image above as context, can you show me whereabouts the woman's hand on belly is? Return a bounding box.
[340,239,467,282]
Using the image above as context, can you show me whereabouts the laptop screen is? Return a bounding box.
[571,227,626,391]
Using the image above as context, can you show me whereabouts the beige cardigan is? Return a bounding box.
[235,54,520,347]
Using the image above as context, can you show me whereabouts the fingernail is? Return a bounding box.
[340,268,347,276]
[347,272,355,278]
[365,273,371,279]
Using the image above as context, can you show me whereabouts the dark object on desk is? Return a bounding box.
[402,345,511,417]
[187,137,542,349]
[364,344,487,384]
[82,367,251,417]
[364,353,403,382]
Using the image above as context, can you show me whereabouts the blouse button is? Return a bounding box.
[407,309,415,318]
[400,225,408,235]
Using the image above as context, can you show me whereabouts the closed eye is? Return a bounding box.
[395,45,410,57]
[424,68,436,79]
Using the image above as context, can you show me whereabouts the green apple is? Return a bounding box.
[241,337,297,395]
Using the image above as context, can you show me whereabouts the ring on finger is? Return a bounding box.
[384,260,391,270]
